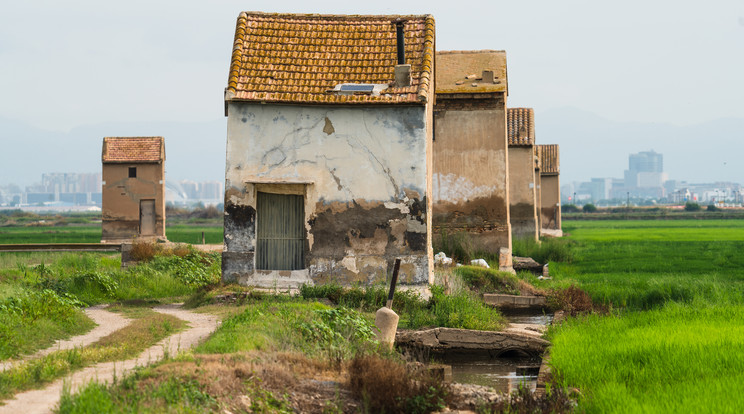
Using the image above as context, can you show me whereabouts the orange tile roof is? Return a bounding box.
[226,12,434,105]
[507,108,535,146]
[436,50,507,94]
[538,144,559,174]
[102,137,164,163]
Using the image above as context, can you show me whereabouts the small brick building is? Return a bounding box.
[507,108,539,241]
[432,50,512,264]
[101,137,166,243]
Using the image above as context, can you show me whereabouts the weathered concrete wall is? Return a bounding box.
[535,161,542,230]
[508,147,538,241]
[101,163,165,242]
[223,102,432,287]
[540,175,561,230]
[432,97,511,254]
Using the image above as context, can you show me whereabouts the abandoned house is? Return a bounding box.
[222,12,435,287]
[507,108,539,241]
[433,50,512,267]
[538,144,562,234]
[101,136,166,243]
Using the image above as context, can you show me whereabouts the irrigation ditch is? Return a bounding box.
[396,296,555,395]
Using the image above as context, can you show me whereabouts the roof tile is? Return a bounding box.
[102,137,164,163]
[507,108,535,146]
[226,12,434,105]
[538,144,559,174]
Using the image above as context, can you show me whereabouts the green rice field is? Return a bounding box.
[0,224,223,244]
[548,219,744,413]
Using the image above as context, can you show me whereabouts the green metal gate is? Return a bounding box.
[256,192,305,270]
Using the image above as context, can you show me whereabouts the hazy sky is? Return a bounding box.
[1,0,742,132]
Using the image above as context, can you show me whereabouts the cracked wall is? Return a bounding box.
[432,98,511,253]
[223,102,432,287]
[101,163,165,242]
[508,146,539,241]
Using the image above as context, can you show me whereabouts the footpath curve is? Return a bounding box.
[0,304,219,414]
[0,305,132,372]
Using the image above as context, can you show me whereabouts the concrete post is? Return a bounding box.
[375,307,400,350]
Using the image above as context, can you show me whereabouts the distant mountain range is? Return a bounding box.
[2,107,743,187]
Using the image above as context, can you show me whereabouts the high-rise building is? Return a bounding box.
[624,150,667,197]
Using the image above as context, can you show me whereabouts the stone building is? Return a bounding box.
[101,137,166,243]
[507,108,539,241]
[222,12,435,288]
[432,50,512,266]
[538,144,561,233]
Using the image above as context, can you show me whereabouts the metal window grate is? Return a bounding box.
[256,192,305,270]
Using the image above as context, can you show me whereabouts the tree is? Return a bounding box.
[684,202,702,212]
[582,203,597,213]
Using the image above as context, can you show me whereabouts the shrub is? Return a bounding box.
[480,382,574,413]
[684,202,702,212]
[349,354,449,414]
[300,283,425,316]
[548,285,607,316]
[454,266,523,295]
[562,204,579,213]
[129,240,158,262]
[409,285,504,331]
[148,252,220,288]
[297,307,377,363]
[706,204,719,212]
[582,203,597,213]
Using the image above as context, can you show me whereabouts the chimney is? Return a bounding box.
[396,22,405,64]
[394,21,410,87]
[482,70,494,84]
[395,64,411,88]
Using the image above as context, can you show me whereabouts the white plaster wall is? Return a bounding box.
[223,102,431,285]
[226,103,428,209]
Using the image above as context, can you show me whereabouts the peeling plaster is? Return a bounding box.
[223,102,431,286]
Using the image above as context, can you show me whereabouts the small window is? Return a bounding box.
[128,167,137,178]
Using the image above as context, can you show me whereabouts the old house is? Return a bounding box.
[538,144,562,233]
[222,12,435,288]
[101,137,166,243]
[433,50,512,267]
[507,108,539,241]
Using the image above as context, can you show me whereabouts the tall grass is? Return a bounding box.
[547,219,744,412]
[512,236,574,264]
[549,302,744,413]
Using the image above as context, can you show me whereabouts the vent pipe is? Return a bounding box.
[396,22,405,64]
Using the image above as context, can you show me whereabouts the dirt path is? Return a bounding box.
[0,305,132,372]
[0,304,219,414]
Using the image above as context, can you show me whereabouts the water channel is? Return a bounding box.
[444,312,552,394]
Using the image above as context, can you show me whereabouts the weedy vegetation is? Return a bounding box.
[0,308,184,400]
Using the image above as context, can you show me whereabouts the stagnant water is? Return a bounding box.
[441,312,551,393]
[444,354,542,394]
